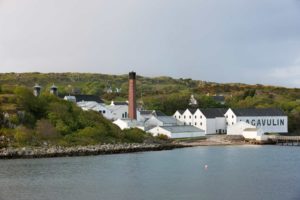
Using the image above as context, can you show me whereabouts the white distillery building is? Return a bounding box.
[65,95,134,121]
[113,119,145,130]
[147,125,205,139]
[173,108,227,134]
[225,108,288,133]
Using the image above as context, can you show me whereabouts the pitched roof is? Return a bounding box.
[74,95,104,103]
[156,116,178,124]
[231,108,286,116]
[112,102,128,106]
[140,110,166,116]
[200,108,227,118]
[140,110,152,115]
[187,108,198,114]
[154,110,166,116]
[159,125,204,133]
[177,110,185,115]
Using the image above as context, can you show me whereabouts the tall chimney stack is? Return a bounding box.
[128,71,137,119]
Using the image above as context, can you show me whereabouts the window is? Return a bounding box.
[103,110,106,114]
[179,116,181,119]
[189,116,191,119]
[122,114,124,118]
[184,122,186,125]
[99,111,102,113]
[195,122,197,125]
[226,122,228,125]
[200,122,202,126]
[232,122,234,125]
[189,122,191,125]
[232,115,234,118]
[174,116,176,118]
[184,116,186,119]
[216,130,218,133]
[195,115,197,119]
[200,115,202,119]
[226,115,228,118]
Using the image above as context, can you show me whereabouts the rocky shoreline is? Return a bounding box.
[0,143,187,159]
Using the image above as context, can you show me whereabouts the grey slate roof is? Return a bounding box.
[155,110,167,116]
[140,110,166,116]
[177,110,185,115]
[160,125,204,133]
[113,102,128,105]
[187,108,198,114]
[200,108,227,118]
[156,116,178,124]
[74,95,104,103]
[231,108,286,116]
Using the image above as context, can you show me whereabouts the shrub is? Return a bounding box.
[122,128,147,143]
[155,134,169,140]
[14,126,36,146]
[35,119,61,140]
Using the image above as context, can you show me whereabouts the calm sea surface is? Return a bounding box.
[0,145,300,200]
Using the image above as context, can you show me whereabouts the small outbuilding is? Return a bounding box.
[113,119,145,130]
[147,125,205,139]
[227,121,256,135]
[242,128,266,141]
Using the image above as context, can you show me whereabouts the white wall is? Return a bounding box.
[242,129,264,139]
[236,116,288,133]
[182,110,194,126]
[227,122,255,135]
[215,117,227,134]
[147,126,205,138]
[225,109,237,126]
[144,117,163,127]
[148,127,171,138]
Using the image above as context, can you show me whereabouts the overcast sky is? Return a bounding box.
[0,0,300,87]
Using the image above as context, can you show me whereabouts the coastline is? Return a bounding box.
[0,137,253,159]
[0,143,187,159]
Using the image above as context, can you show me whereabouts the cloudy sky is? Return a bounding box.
[0,0,300,87]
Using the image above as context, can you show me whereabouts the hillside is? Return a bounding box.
[0,72,300,134]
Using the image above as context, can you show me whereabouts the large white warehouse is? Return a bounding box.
[225,108,288,133]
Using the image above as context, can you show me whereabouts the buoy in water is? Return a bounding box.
[204,164,208,169]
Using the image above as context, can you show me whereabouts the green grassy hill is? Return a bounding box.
[0,72,300,134]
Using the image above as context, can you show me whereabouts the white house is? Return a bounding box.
[225,108,288,133]
[64,95,76,103]
[174,108,227,134]
[105,102,129,120]
[113,119,145,130]
[173,110,185,121]
[77,101,109,115]
[147,125,205,139]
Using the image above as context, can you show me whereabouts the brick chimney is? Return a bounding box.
[128,72,137,119]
